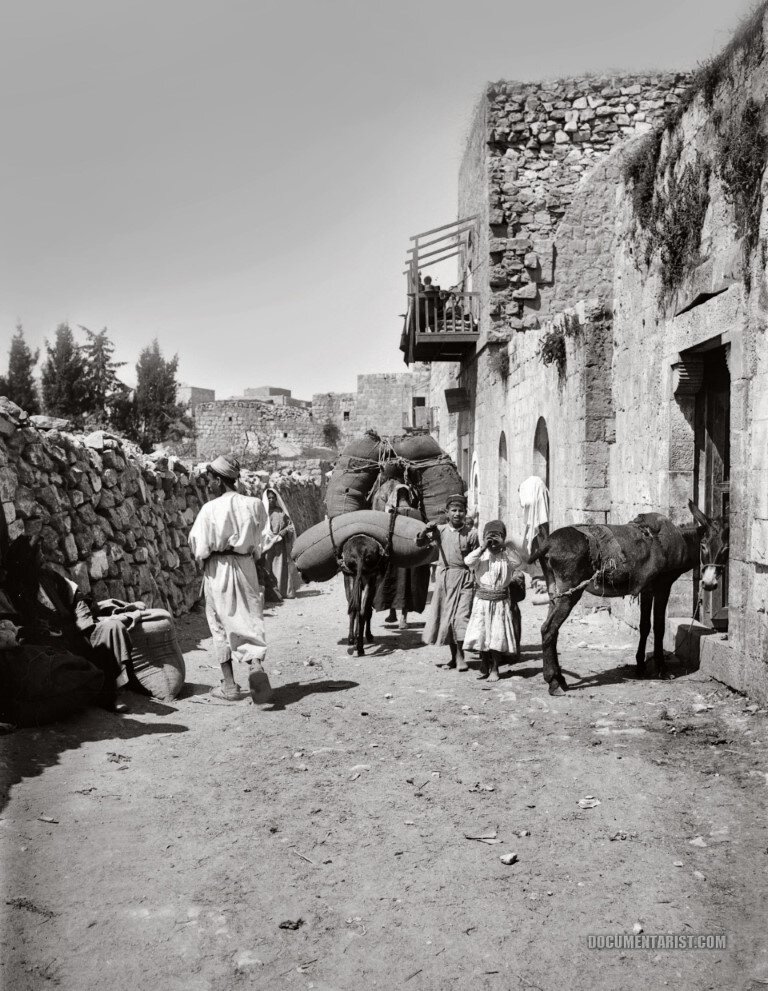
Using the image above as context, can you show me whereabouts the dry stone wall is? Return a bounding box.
[0,400,325,616]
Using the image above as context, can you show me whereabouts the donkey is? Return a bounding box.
[529,500,729,696]
[341,535,387,657]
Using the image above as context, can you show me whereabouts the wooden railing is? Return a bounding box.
[408,290,480,335]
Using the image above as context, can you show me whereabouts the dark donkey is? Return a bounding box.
[341,535,387,656]
[529,501,729,696]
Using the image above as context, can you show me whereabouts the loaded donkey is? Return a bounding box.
[529,501,729,696]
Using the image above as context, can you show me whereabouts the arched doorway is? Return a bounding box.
[469,454,480,521]
[498,432,508,518]
[533,417,550,493]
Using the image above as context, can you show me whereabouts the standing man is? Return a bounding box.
[189,454,274,704]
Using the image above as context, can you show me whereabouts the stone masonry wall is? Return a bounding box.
[483,71,691,335]
[195,400,324,461]
[0,401,325,616]
[608,13,768,699]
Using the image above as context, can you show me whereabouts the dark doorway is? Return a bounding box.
[498,432,508,518]
[695,345,730,628]
[533,416,550,493]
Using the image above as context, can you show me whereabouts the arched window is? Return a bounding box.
[533,416,550,493]
[498,432,508,519]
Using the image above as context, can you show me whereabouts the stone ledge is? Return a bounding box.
[666,616,717,665]
[698,636,768,703]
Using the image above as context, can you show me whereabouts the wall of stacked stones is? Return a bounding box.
[195,400,324,460]
[607,30,768,700]
[481,72,692,336]
[0,402,325,617]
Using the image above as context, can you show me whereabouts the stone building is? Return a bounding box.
[196,371,431,460]
[400,8,768,700]
[177,384,215,414]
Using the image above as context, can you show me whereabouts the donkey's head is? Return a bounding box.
[341,534,386,610]
[688,500,729,591]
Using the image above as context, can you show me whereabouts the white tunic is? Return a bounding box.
[188,491,268,664]
[463,545,520,654]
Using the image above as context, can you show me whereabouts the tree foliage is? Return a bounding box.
[133,339,183,452]
[41,323,88,420]
[79,326,129,426]
[2,324,39,413]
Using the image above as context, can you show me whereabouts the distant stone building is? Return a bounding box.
[177,385,215,413]
[195,371,431,461]
[399,12,768,701]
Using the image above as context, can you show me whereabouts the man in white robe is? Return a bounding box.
[188,455,275,703]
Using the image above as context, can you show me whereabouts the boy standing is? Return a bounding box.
[422,494,479,671]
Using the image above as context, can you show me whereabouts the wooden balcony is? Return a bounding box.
[400,215,480,365]
[401,291,480,364]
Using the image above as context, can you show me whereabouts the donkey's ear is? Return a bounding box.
[688,500,710,527]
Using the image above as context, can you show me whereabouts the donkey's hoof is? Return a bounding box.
[365,635,375,645]
[548,677,567,696]
[346,646,355,656]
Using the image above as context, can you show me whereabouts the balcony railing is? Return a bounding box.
[401,290,480,364]
[399,215,480,365]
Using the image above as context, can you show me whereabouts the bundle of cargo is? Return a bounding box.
[325,431,382,519]
[384,434,465,525]
[292,510,436,582]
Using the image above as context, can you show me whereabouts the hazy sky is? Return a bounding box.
[0,0,757,400]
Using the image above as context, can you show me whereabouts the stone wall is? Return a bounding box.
[0,401,325,616]
[195,399,325,461]
[482,72,691,336]
[607,10,768,699]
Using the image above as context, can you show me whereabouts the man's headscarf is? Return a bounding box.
[483,520,507,541]
[445,493,467,510]
[208,454,241,482]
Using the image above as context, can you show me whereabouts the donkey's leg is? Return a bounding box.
[651,580,674,678]
[511,601,522,662]
[365,609,375,644]
[635,589,653,676]
[541,590,583,696]
[356,610,365,657]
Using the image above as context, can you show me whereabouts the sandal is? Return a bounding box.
[210,685,243,702]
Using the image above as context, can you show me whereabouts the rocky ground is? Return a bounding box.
[1,577,767,991]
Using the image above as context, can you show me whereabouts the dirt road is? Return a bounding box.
[2,577,767,990]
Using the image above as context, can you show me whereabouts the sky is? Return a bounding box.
[0,0,759,401]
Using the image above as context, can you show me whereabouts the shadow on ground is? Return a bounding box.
[264,679,359,711]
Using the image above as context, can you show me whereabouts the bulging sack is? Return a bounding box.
[128,609,185,701]
[417,460,465,524]
[325,456,380,518]
[292,510,436,582]
[391,434,443,462]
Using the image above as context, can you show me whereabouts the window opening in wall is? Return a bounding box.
[343,411,350,421]
[498,431,508,519]
[228,416,233,422]
[412,395,427,428]
[283,432,288,438]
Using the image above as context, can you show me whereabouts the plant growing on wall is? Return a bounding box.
[240,426,278,471]
[488,345,510,383]
[538,311,584,381]
[539,328,567,379]
[322,418,341,448]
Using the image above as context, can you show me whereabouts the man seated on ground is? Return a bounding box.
[5,536,131,711]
